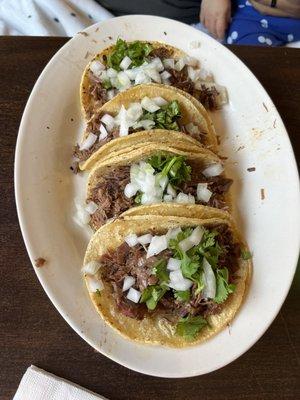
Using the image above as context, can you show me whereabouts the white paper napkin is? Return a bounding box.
[14,365,108,400]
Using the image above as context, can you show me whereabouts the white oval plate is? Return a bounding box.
[15,15,300,378]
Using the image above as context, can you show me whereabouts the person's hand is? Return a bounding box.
[200,0,231,40]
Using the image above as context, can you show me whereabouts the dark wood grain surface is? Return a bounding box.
[0,37,299,399]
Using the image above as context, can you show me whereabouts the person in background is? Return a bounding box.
[200,0,300,45]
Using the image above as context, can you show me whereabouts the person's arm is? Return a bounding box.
[200,0,231,40]
[251,0,300,18]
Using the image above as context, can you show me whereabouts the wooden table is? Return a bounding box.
[0,37,299,399]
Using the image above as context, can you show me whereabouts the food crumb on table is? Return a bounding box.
[35,257,46,267]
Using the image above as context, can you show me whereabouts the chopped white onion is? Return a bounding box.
[117,71,131,88]
[127,287,141,303]
[120,55,132,70]
[86,275,104,293]
[185,122,199,135]
[202,258,216,299]
[163,194,173,203]
[144,67,161,83]
[178,237,194,252]
[167,258,181,271]
[99,124,108,140]
[89,60,105,77]
[188,194,196,204]
[74,206,91,226]
[197,183,212,203]
[189,226,204,246]
[166,227,182,241]
[152,97,167,107]
[85,201,98,215]
[124,233,138,247]
[137,233,153,245]
[150,57,164,72]
[101,114,115,132]
[162,78,171,85]
[135,71,151,85]
[175,192,190,204]
[124,67,139,80]
[141,193,162,205]
[167,184,177,197]
[117,105,129,136]
[126,102,143,123]
[79,133,97,151]
[141,96,160,112]
[184,56,199,67]
[169,270,193,291]
[147,235,168,258]
[187,66,201,82]
[82,261,101,275]
[124,182,139,198]
[174,58,186,71]
[107,67,118,78]
[107,89,115,100]
[160,70,171,80]
[133,119,155,130]
[122,275,135,292]
[202,163,224,177]
[163,58,175,69]
[158,175,168,190]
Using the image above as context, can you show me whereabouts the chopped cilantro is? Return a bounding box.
[168,228,193,258]
[176,315,208,340]
[102,79,113,90]
[147,154,191,186]
[95,289,101,296]
[174,290,190,302]
[241,249,252,260]
[134,192,142,204]
[107,38,152,71]
[138,100,181,131]
[140,285,167,310]
[191,270,205,295]
[152,259,169,284]
[214,268,236,304]
[180,252,199,279]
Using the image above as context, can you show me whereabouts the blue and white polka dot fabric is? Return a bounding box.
[226,0,300,46]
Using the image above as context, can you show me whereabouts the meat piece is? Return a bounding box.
[86,71,108,119]
[150,47,172,59]
[89,166,134,228]
[73,141,103,163]
[180,171,233,211]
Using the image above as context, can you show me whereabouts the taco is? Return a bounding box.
[82,210,251,347]
[84,144,232,230]
[80,39,228,119]
[73,84,218,171]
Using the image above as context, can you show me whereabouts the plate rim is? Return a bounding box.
[14,14,300,378]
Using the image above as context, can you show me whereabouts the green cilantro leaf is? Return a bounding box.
[140,285,167,310]
[176,315,208,340]
[102,79,113,90]
[134,192,142,204]
[191,270,205,295]
[152,259,169,284]
[107,38,153,71]
[95,289,101,296]
[137,100,181,131]
[241,249,252,260]
[181,252,199,279]
[214,268,236,304]
[169,228,193,258]
[174,290,190,302]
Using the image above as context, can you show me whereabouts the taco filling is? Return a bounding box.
[74,98,205,164]
[84,39,227,118]
[91,223,242,340]
[87,155,232,228]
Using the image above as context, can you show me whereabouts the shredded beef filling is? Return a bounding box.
[99,224,240,320]
[88,166,134,229]
[180,165,233,211]
[88,164,232,229]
